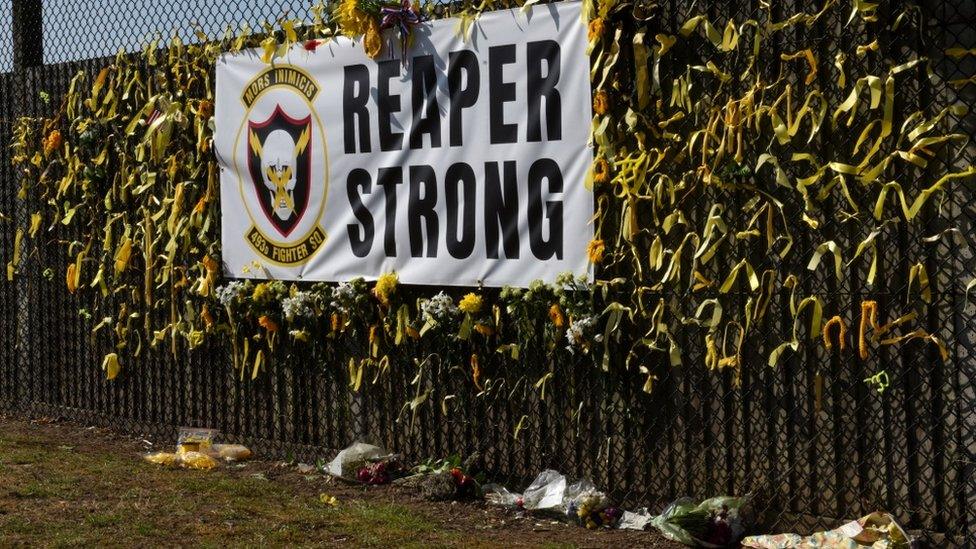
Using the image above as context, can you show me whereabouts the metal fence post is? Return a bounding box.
[12,1,43,71]
[11,0,43,409]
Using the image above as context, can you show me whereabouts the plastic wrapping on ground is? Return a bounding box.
[176,427,218,455]
[179,450,219,470]
[522,469,568,510]
[483,469,618,528]
[741,512,910,549]
[651,495,750,547]
[143,450,219,470]
[326,442,388,479]
[143,429,250,470]
[618,508,654,530]
[143,452,178,466]
[483,469,568,511]
[211,443,252,462]
[482,483,523,507]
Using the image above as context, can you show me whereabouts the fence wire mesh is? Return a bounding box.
[0,0,974,546]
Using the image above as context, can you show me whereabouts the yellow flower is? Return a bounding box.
[592,157,610,185]
[201,304,215,330]
[252,282,270,304]
[592,89,609,116]
[195,99,213,118]
[587,239,605,264]
[549,304,565,328]
[587,18,605,43]
[258,314,279,333]
[43,129,62,157]
[364,17,383,59]
[202,255,218,274]
[373,272,399,306]
[459,293,483,314]
[336,0,372,37]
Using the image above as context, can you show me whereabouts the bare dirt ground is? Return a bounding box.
[0,413,681,548]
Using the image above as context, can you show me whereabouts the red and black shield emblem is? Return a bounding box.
[246,105,313,237]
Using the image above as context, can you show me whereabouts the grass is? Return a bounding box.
[0,430,454,547]
[0,420,676,548]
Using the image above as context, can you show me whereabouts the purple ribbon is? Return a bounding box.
[379,0,425,60]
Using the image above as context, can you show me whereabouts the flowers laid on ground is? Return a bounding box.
[570,493,622,530]
[356,457,407,485]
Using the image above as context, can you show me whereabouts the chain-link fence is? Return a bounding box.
[1,0,974,546]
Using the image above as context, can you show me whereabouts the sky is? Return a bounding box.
[1,0,312,72]
[0,0,11,71]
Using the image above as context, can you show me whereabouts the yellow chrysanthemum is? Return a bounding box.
[201,304,215,330]
[373,272,399,306]
[336,0,372,37]
[592,157,610,185]
[459,293,483,314]
[549,304,565,328]
[587,18,605,43]
[42,129,62,157]
[587,239,605,264]
[592,90,610,116]
[252,282,270,304]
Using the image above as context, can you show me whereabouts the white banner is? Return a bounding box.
[215,1,593,287]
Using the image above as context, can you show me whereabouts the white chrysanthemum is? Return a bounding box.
[566,316,597,352]
[330,281,359,314]
[281,292,315,322]
[215,281,246,306]
[421,291,459,322]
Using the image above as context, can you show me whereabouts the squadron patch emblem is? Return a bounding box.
[233,66,328,266]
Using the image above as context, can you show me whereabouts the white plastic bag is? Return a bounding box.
[619,508,654,530]
[482,470,568,510]
[522,469,567,510]
[482,484,523,507]
[326,442,386,479]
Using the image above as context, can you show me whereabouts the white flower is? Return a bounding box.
[566,316,597,353]
[215,281,246,306]
[421,292,459,322]
[281,292,315,322]
[330,281,360,314]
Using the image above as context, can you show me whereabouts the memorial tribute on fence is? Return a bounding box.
[216,2,593,286]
